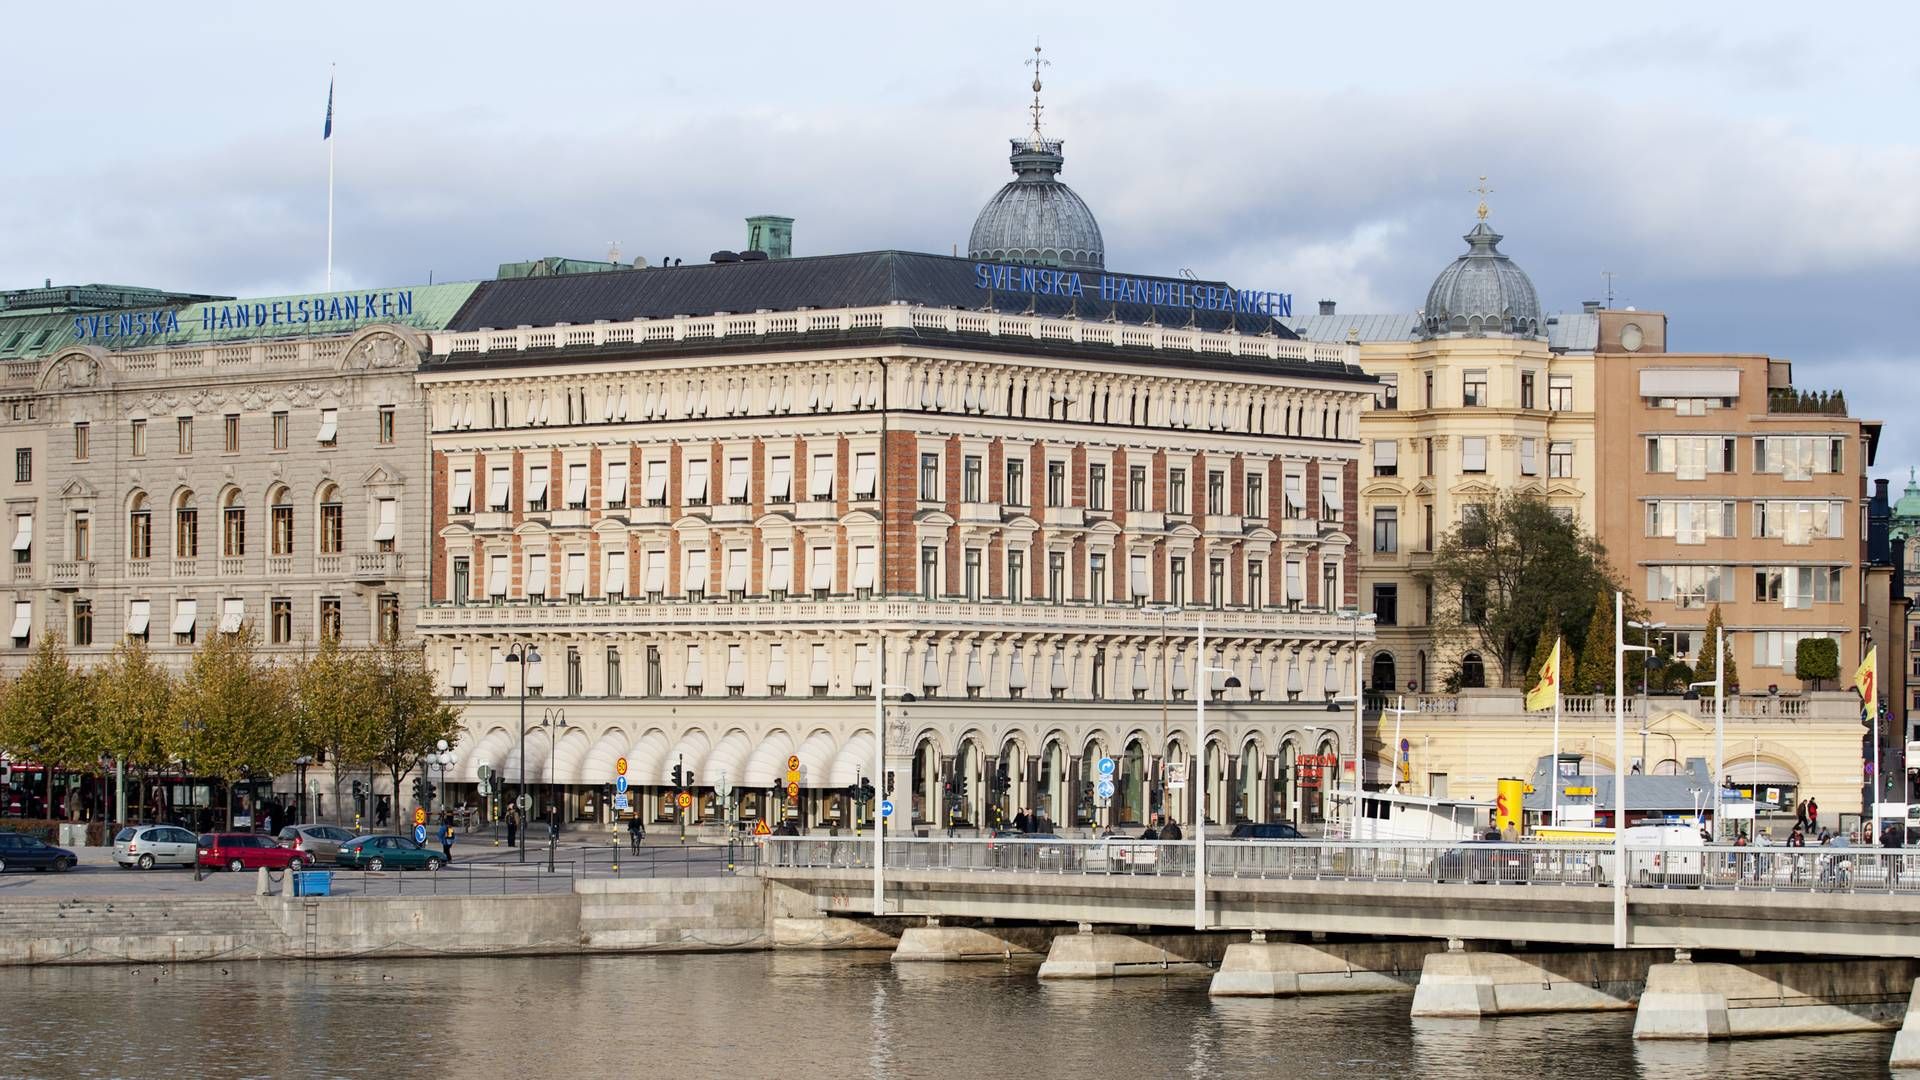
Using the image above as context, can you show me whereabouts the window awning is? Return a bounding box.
[605,552,627,594]
[372,500,396,542]
[1372,440,1397,467]
[725,460,749,501]
[852,547,876,589]
[565,466,588,506]
[315,410,337,443]
[851,644,873,686]
[767,457,792,500]
[171,600,198,636]
[765,644,788,686]
[10,514,31,551]
[487,470,511,508]
[126,600,151,637]
[808,550,832,591]
[644,462,668,503]
[643,551,667,593]
[921,647,942,688]
[604,464,628,506]
[743,730,796,786]
[525,468,549,504]
[966,648,986,688]
[449,472,473,512]
[526,553,548,595]
[684,550,708,593]
[1132,653,1150,691]
[487,650,507,688]
[487,557,508,596]
[809,455,834,497]
[1130,557,1149,597]
[828,732,875,788]
[448,649,469,689]
[1049,651,1069,690]
[766,547,792,591]
[218,599,244,634]
[852,455,877,498]
[524,656,544,689]
[9,602,29,639]
[685,646,705,687]
[725,646,746,688]
[684,461,709,502]
[564,554,587,595]
[809,645,830,688]
[724,551,748,591]
[1007,648,1028,690]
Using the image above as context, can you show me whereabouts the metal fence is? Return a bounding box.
[763,837,1920,896]
[286,863,577,897]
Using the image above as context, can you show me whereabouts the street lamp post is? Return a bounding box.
[293,755,312,826]
[1144,604,1181,820]
[871,641,916,916]
[432,740,455,818]
[1686,626,1726,837]
[1614,592,1656,948]
[507,643,540,864]
[1193,617,1242,930]
[1337,609,1377,835]
[539,708,566,871]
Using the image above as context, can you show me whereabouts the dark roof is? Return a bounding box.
[447,250,1300,339]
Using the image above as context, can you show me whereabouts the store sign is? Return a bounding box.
[973,263,1291,317]
[71,289,416,342]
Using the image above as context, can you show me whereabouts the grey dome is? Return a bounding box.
[968,139,1105,272]
[1420,220,1542,339]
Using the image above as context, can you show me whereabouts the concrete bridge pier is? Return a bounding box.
[1891,979,1920,1069]
[1209,933,1449,997]
[891,917,1068,963]
[1036,924,1236,979]
[1634,955,1920,1041]
[1408,941,1661,1018]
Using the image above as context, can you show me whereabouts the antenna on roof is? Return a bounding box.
[1602,271,1617,309]
[1025,40,1051,148]
[608,240,621,265]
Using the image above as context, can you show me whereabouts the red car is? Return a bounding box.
[198,832,309,872]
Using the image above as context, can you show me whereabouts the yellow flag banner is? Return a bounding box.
[1525,638,1561,712]
[1855,646,1878,720]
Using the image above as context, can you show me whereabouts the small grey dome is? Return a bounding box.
[1420,220,1542,339]
[968,139,1105,272]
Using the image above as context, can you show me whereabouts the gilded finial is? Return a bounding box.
[1026,40,1051,147]
[1472,175,1494,221]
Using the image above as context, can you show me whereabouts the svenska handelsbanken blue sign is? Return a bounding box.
[72,289,415,343]
[974,262,1291,318]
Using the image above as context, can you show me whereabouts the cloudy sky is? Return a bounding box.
[4,2,1916,475]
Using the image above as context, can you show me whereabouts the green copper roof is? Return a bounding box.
[1892,468,1920,536]
[0,281,479,359]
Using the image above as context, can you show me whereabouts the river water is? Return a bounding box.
[0,953,1899,1079]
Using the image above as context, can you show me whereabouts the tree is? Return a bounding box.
[172,626,299,828]
[1794,638,1840,690]
[364,641,463,809]
[1423,494,1621,688]
[1577,591,1617,694]
[1701,605,1739,692]
[0,635,96,818]
[89,638,176,821]
[291,637,384,823]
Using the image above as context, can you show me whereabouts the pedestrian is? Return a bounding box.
[546,807,559,846]
[1158,814,1182,842]
[439,816,455,863]
[1794,799,1808,830]
[1806,798,1819,832]
[628,813,645,854]
[505,807,519,848]
[263,811,274,836]
[1013,809,1030,833]
[376,797,390,828]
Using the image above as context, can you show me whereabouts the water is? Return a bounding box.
[0,953,1899,1079]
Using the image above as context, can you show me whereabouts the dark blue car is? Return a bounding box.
[0,830,77,872]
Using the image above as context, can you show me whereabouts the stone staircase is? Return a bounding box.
[0,895,292,965]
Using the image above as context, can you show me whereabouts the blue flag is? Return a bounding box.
[323,76,334,140]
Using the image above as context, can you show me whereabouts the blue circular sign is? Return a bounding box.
[615,775,629,794]
[880,799,895,819]
[1095,779,1116,800]
[1096,756,1116,777]
[413,824,427,844]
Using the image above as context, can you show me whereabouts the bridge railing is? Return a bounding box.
[763,836,1920,896]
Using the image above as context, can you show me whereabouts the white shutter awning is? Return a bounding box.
[684,549,709,593]
[685,459,709,502]
[809,644,830,688]
[449,473,473,512]
[810,454,834,498]
[565,465,588,506]
[643,551,667,593]
[605,463,628,506]
[808,549,833,591]
[852,454,877,498]
[1129,556,1149,597]
[725,645,746,688]
[372,499,396,542]
[218,598,244,634]
[448,649,469,689]
[605,551,627,595]
[525,467,549,505]
[966,647,985,688]
[725,550,748,591]
[171,600,198,636]
[851,644,872,686]
[768,456,793,500]
[725,459,750,501]
[766,547,792,591]
[852,546,876,589]
[1008,648,1028,690]
[1049,650,1069,690]
[488,650,508,689]
[921,647,942,688]
[564,553,587,595]
[1639,369,1740,399]
[9,602,29,639]
[488,469,511,508]
[1372,440,1397,468]
[315,409,338,443]
[487,557,508,596]
[125,600,151,637]
[684,646,705,687]
[766,644,788,686]
[526,553,548,595]
[10,514,31,551]
[644,461,668,503]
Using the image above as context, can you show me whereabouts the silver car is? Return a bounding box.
[276,824,358,862]
[113,825,200,869]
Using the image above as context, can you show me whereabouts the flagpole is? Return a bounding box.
[1551,640,1561,826]
[325,63,335,291]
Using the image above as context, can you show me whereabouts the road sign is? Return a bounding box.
[753,820,771,836]
[677,791,692,809]
[412,807,427,827]
[412,824,427,844]
[786,780,800,800]
[1095,778,1116,800]
[1096,756,1116,777]
[615,775,629,795]
[1166,761,1187,789]
[787,754,801,773]
[516,794,532,811]
[613,793,630,811]
[615,756,628,777]
[880,799,895,819]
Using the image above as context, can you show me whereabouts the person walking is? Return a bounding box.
[505,806,519,848]
[1807,798,1820,833]
[1158,814,1183,842]
[439,816,455,863]
[627,814,645,854]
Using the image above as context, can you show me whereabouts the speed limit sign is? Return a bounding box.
[676,791,692,809]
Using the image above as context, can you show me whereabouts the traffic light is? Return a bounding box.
[859,778,875,805]
[992,763,1011,795]
[352,780,364,798]
[884,771,895,797]
[844,782,860,803]
[671,763,683,789]
[952,770,969,799]
[410,777,425,804]
[685,770,696,790]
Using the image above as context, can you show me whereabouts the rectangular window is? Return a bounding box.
[131,418,147,458]
[315,408,338,446]
[1005,459,1026,505]
[1549,375,1574,412]
[1649,436,1736,479]
[1208,558,1225,609]
[1424,438,1435,477]
[724,457,749,504]
[684,547,709,597]
[1284,559,1305,605]
[645,459,671,506]
[451,557,470,600]
[1129,466,1147,510]
[1206,470,1225,515]
[565,550,588,598]
[1423,370,1434,408]
[1373,507,1399,553]
[72,422,88,462]
[1373,583,1398,626]
[377,406,395,445]
[224,414,240,453]
[1461,437,1488,474]
[174,507,197,558]
[222,504,245,557]
[1548,442,1574,478]
[13,448,28,483]
[272,412,288,450]
[605,647,623,697]
[373,499,396,552]
[71,599,92,647]
[645,646,663,697]
[318,597,341,641]
[487,465,512,512]
[564,462,589,509]
[604,461,628,509]
[1168,468,1187,512]
[851,452,877,499]
[526,464,550,512]
[685,457,711,505]
[319,501,342,555]
[525,551,548,597]
[270,598,292,644]
[1282,472,1305,519]
[1520,438,1538,476]
[1169,556,1187,604]
[1088,552,1106,604]
[450,468,473,513]
[566,647,583,697]
[130,507,151,560]
[1007,549,1026,602]
[1752,435,1843,478]
[1246,473,1265,519]
[808,453,833,501]
[378,594,400,642]
[126,599,150,642]
[920,452,941,501]
[1644,564,1731,609]
[964,548,982,601]
[176,417,192,454]
[1047,551,1066,600]
[921,545,940,600]
[1320,470,1342,521]
[1520,371,1536,410]
[1372,439,1398,477]
[1424,504,1434,552]
[962,455,983,503]
[1248,560,1265,610]
[172,599,197,646]
[1375,374,1398,410]
[1088,464,1107,511]
[72,512,90,561]
[1463,370,1488,407]
[1046,461,1066,507]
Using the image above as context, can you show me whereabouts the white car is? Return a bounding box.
[113,824,200,869]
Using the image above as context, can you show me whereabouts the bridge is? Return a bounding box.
[764,836,1920,1066]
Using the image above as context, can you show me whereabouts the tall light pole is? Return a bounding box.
[1337,608,1377,833]
[540,707,567,817]
[1193,618,1243,930]
[1144,603,1180,818]
[1614,592,1656,949]
[507,642,540,864]
[1686,625,1726,837]
[432,741,454,816]
[871,639,916,916]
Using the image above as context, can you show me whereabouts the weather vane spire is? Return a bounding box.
[1026,40,1051,147]
[1473,175,1494,221]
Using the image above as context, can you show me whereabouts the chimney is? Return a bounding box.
[1582,300,1601,314]
[1870,478,1893,565]
[1317,299,1337,317]
[745,215,794,260]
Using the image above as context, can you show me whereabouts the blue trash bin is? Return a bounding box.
[293,870,333,897]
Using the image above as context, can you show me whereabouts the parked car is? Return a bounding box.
[333,834,445,872]
[198,832,309,873]
[1429,840,1530,884]
[276,824,358,862]
[114,825,200,869]
[0,830,77,872]
[1227,821,1306,840]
